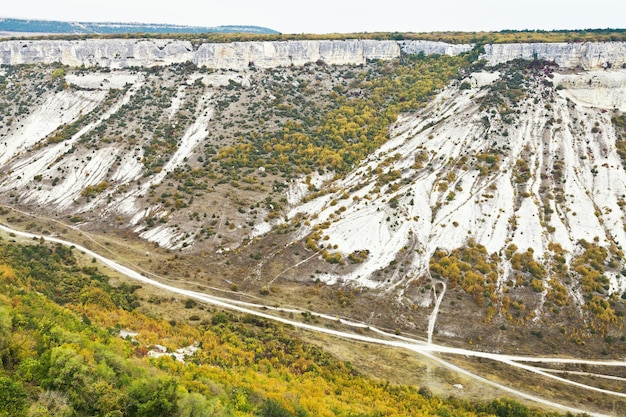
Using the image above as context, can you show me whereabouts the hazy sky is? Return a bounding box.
[2,0,624,34]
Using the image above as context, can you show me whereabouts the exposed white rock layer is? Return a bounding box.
[0,39,195,68]
[2,38,626,70]
[482,42,626,69]
[1,76,145,210]
[0,39,472,69]
[0,89,106,166]
[553,70,626,111]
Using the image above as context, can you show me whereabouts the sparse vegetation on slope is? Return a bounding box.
[216,53,467,176]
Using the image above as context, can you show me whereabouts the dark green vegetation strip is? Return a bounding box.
[3,29,626,43]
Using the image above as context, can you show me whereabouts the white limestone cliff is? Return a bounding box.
[2,38,625,70]
[399,40,473,56]
[0,39,471,69]
[481,42,626,69]
[0,39,195,68]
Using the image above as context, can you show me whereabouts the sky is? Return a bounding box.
[1,0,625,34]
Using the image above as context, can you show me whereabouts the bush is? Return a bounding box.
[0,377,27,415]
[418,386,432,399]
[484,398,530,417]
[258,399,293,417]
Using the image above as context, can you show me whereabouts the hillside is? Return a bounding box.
[1,35,626,416]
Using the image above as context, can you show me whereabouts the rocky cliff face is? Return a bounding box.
[0,39,472,69]
[0,39,196,68]
[482,42,626,69]
[2,38,626,70]
[0,39,471,69]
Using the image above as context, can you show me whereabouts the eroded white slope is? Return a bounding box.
[0,67,244,250]
[291,68,626,293]
[1,75,145,210]
[0,89,106,166]
[66,71,140,90]
[132,94,214,249]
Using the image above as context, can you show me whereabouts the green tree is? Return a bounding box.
[486,398,530,417]
[0,377,27,417]
[257,399,293,417]
[178,392,223,417]
[128,378,178,417]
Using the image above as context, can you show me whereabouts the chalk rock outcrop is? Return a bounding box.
[482,42,626,69]
[552,69,626,111]
[399,40,473,56]
[0,38,472,69]
[193,40,383,68]
[0,39,195,68]
[3,37,625,70]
